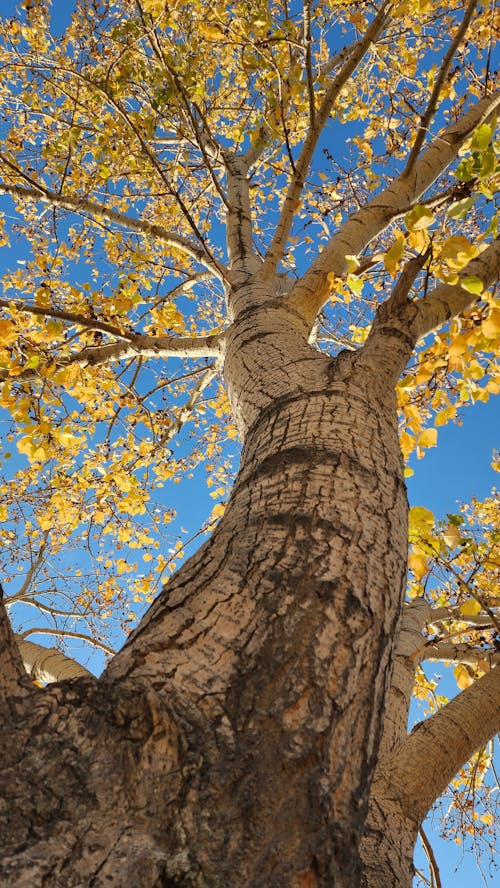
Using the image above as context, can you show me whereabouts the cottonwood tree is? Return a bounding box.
[0,0,499,885]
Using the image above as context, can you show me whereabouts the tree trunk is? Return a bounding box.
[0,299,409,886]
[361,643,500,888]
[360,603,426,888]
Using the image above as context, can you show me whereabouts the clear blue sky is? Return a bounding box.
[407,398,498,512]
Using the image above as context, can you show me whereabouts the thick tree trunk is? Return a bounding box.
[0,300,409,886]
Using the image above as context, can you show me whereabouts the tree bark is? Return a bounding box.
[0,290,410,886]
[361,602,500,888]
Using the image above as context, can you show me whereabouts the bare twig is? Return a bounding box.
[419,826,443,888]
[18,626,115,656]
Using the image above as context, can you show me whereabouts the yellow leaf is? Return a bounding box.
[409,506,435,540]
[443,524,462,548]
[460,598,482,616]
[211,502,226,520]
[481,308,500,339]
[417,428,438,449]
[0,319,18,345]
[454,664,473,690]
[345,254,360,273]
[17,435,49,462]
[408,552,429,580]
[440,236,479,271]
[199,22,224,40]
[435,406,456,427]
[384,235,405,273]
[405,205,435,231]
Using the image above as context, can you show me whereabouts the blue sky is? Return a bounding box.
[407,397,498,510]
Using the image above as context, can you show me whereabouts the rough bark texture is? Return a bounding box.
[361,602,500,888]
[1,287,410,887]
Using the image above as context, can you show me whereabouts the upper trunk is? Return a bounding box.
[0,288,409,887]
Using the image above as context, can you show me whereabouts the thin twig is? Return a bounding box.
[419,826,442,888]
[18,626,115,656]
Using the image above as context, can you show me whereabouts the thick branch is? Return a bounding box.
[0,329,225,383]
[289,90,500,326]
[388,665,500,821]
[225,156,261,277]
[261,0,392,278]
[377,599,430,758]
[0,180,229,282]
[16,637,92,683]
[0,297,135,342]
[359,251,430,381]
[406,235,500,340]
[429,600,500,626]
[421,642,500,667]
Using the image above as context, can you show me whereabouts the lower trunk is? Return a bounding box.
[0,348,409,886]
[361,784,417,888]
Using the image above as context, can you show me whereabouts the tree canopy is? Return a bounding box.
[0,1,499,884]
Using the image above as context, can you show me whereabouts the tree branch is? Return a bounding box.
[225,155,261,277]
[124,362,220,475]
[421,642,500,668]
[0,178,229,282]
[260,0,392,278]
[0,329,226,383]
[288,89,500,327]
[360,250,431,380]
[406,236,500,340]
[388,665,500,821]
[15,637,92,683]
[377,599,430,758]
[429,600,500,627]
[303,0,316,125]
[0,583,34,699]
[134,4,229,205]
[0,297,135,342]
[18,626,115,656]
[419,826,443,888]
[403,0,479,176]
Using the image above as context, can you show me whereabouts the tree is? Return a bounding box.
[0,0,499,885]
